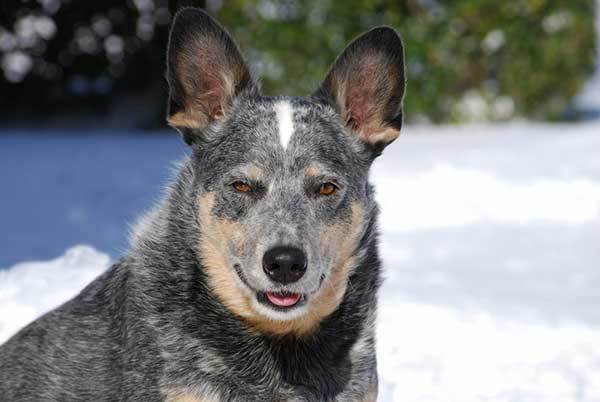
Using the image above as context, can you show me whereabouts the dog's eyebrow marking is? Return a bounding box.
[305,165,321,177]
[275,101,294,150]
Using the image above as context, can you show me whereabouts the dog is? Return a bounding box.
[0,7,405,402]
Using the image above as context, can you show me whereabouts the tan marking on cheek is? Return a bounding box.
[309,203,365,322]
[197,193,253,318]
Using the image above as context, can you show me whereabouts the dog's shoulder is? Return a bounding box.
[0,261,135,400]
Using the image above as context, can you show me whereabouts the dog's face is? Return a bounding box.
[191,98,371,329]
[166,9,405,336]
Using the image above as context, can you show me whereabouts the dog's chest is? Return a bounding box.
[166,394,214,402]
[163,390,376,402]
[164,391,286,402]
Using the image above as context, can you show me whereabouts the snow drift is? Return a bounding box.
[1,122,600,401]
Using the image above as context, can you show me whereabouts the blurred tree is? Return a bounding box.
[0,0,176,128]
[0,0,595,127]
[217,0,596,122]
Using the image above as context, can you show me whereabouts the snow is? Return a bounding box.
[373,124,600,401]
[377,302,600,402]
[0,246,110,342]
[372,123,600,401]
[1,121,599,401]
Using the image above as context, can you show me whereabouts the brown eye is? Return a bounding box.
[232,181,252,193]
[319,182,337,196]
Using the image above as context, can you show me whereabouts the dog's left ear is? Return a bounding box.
[314,27,405,153]
[166,8,256,143]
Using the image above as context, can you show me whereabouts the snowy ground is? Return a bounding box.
[1,122,599,401]
[373,123,600,401]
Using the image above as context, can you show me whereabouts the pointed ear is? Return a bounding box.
[166,8,256,142]
[314,27,406,151]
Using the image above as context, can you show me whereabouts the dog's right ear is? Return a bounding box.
[166,8,256,144]
[314,27,405,155]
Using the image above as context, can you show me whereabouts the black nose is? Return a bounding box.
[262,246,307,284]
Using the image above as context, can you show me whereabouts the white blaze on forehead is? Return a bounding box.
[275,101,295,150]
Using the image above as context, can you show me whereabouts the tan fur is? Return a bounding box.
[305,165,321,177]
[198,193,365,338]
[197,193,255,319]
[168,111,207,130]
[361,376,378,402]
[164,391,218,402]
[360,125,400,145]
[247,165,263,181]
[311,202,365,319]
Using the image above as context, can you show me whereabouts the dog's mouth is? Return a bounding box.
[257,291,305,310]
[234,264,307,311]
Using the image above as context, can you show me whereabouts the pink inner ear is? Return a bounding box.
[211,104,223,119]
[177,37,242,123]
[344,59,380,131]
[346,90,368,129]
[186,68,228,122]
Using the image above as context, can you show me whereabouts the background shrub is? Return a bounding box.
[0,0,595,127]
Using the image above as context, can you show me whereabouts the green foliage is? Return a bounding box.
[0,0,595,125]
[217,0,596,122]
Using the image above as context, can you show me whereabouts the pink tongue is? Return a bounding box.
[266,292,301,307]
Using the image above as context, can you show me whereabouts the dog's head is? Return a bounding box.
[166,9,405,337]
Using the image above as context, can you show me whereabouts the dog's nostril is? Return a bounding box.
[262,246,307,284]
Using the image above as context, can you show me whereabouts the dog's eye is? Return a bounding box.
[318,182,338,196]
[232,180,252,193]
